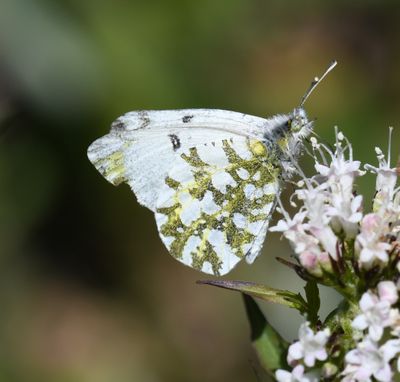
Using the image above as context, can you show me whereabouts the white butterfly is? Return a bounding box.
[87,61,336,276]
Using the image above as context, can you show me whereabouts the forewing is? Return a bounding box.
[87,109,276,211]
[155,137,281,276]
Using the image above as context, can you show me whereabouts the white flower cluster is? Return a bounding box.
[277,283,400,382]
[342,281,400,382]
[270,128,399,276]
[276,323,330,382]
[271,129,400,380]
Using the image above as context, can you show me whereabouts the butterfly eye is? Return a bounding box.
[290,117,302,133]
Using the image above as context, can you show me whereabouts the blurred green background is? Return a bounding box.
[1,0,400,381]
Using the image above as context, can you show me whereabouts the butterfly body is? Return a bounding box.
[87,107,311,275]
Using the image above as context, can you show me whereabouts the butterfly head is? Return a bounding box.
[279,107,312,164]
[289,107,311,136]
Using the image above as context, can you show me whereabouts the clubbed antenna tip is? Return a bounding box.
[299,60,337,108]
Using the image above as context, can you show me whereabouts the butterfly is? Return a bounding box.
[87,61,337,276]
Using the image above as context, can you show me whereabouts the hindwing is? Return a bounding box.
[155,137,281,275]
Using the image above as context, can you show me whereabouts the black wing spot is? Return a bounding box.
[169,134,181,151]
[182,115,194,123]
[111,119,125,131]
[138,110,151,128]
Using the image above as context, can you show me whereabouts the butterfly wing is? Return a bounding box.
[87,109,286,211]
[155,137,281,275]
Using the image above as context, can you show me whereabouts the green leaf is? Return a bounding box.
[243,294,289,374]
[304,281,320,325]
[198,280,308,313]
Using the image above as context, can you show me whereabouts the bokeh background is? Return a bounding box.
[1,1,400,381]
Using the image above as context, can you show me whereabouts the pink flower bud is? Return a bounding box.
[378,281,398,305]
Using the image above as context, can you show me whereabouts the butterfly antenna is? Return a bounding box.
[299,60,337,108]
